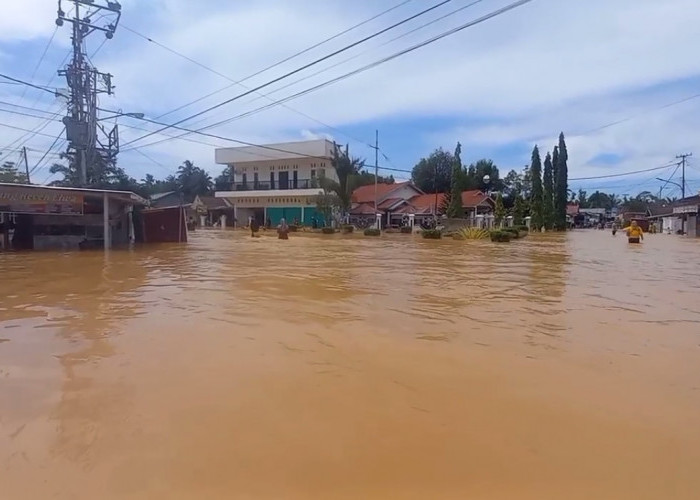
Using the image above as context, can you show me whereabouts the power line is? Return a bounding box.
[0,73,67,98]
[578,93,700,136]
[124,0,486,155]
[19,26,59,101]
[230,0,487,113]
[124,0,415,122]
[121,0,456,148]
[28,127,65,177]
[0,120,65,140]
[568,161,679,181]
[119,25,375,149]
[122,0,534,153]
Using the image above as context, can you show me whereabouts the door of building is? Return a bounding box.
[278,171,289,190]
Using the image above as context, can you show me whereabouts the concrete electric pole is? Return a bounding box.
[675,153,692,200]
[56,0,122,186]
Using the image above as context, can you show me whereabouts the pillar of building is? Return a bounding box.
[376,213,382,230]
[1,213,9,250]
[233,205,238,227]
[127,205,135,244]
[220,214,227,229]
[408,214,415,229]
[301,205,305,225]
[103,193,111,250]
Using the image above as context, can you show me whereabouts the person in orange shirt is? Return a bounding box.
[622,220,644,243]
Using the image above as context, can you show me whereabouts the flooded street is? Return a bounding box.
[2,230,700,499]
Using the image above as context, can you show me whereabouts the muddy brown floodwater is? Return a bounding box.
[1,230,700,499]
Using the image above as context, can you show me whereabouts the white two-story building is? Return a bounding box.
[214,139,337,226]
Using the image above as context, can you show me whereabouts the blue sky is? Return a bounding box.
[1,0,700,197]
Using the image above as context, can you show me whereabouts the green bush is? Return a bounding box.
[288,225,299,232]
[490,230,512,242]
[321,227,335,234]
[502,227,521,239]
[400,226,413,234]
[421,229,442,239]
[341,224,354,233]
[364,228,381,236]
[515,225,529,233]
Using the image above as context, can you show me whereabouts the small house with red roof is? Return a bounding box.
[349,182,495,227]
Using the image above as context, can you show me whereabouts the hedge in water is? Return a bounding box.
[490,230,512,242]
[364,228,381,236]
[421,229,442,239]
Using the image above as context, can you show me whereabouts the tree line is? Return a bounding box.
[408,133,570,229]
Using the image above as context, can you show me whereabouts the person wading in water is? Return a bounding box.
[250,217,260,237]
[622,220,644,244]
[277,218,289,240]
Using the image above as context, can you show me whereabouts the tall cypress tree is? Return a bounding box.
[447,142,464,217]
[554,133,569,230]
[529,145,544,231]
[542,152,555,229]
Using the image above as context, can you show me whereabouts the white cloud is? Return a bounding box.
[1,0,700,190]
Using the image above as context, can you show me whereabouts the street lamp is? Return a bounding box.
[656,177,682,191]
[97,111,144,122]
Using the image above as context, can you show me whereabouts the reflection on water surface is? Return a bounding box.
[1,230,699,499]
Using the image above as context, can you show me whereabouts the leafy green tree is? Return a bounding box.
[411,148,454,193]
[214,166,233,191]
[321,145,365,215]
[494,192,506,227]
[447,142,465,217]
[315,182,340,227]
[0,161,28,184]
[577,189,588,208]
[49,153,127,188]
[175,160,213,201]
[512,194,525,225]
[542,152,555,229]
[529,146,544,230]
[467,158,503,192]
[354,171,394,188]
[554,133,569,230]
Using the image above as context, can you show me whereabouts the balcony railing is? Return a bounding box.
[233,179,320,191]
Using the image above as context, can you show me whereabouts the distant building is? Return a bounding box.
[191,195,235,227]
[349,183,494,227]
[149,191,182,208]
[214,139,335,226]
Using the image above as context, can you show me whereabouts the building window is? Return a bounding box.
[311,169,316,179]
[320,168,326,178]
[242,173,247,187]
[293,170,298,189]
[253,172,259,189]
[270,171,275,189]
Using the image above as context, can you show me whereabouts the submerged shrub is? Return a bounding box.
[364,228,381,236]
[490,230,512,242]
[421,229,442,239]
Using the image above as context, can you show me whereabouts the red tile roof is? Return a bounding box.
[407,190,491,210]
[460,190,493,208]
[377,197,406,210]
[408,193,445,210]
[349,202,378,215]
[351,182,408,204]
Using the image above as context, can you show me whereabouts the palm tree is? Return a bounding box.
[324,145,365,215]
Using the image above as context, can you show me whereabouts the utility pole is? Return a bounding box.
[22,146,30,184]
[373,130,379,212]
[675,153,692,199]
[56,0,122,187]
